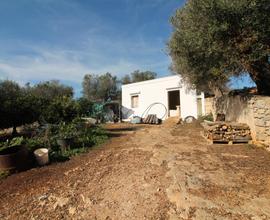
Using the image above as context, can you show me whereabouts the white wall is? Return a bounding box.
[122,75,203,120]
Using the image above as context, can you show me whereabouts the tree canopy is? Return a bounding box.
[0,80,79,130]
[82,73,119,102]
[122,70,157,85]
[168,0,270,95]
[30,80,73,100]
[0,81,40,132]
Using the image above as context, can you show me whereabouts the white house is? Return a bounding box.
[121,75,205,120]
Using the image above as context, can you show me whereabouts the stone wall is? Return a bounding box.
[213,94,270,146]
[205,97,215,115]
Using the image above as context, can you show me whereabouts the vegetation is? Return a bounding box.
[0,120,108,162]
[0,137,24,152]
[0,79,108,165]
[0,80,86,130]
[82,73,119,102]
[0,81,40,134]
[77,98,94,117]
[45,120,107,161]
[122,70,157,85]
[198,113,214,122]
[29,80,73,99]
[169,0,270,96]
[40,96,78,124]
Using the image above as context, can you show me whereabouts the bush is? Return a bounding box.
[0,80,78,131]
[77,98,93,117]
[0,137,24,152]
[198,113,214,122]
[23,137,46,152]
[23,120,107,161]
[40,96,78,124]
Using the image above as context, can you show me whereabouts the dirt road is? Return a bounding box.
[1,119,270,219]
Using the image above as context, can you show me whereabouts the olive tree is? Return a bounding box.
[0,81,39,134]
[82,73,119,102]
[169,0,270,95]
[122,70,157,85]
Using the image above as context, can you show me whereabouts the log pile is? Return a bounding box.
[142,114,161,125]
[201,121,252,144]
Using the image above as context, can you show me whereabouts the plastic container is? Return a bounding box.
[130,116,142,124]
[34,148,49,166]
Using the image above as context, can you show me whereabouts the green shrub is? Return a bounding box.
[0,137,24,152]
[0,170,10,179]
[198,113,214,122]
[23,137,46,152]
[40,96,78,124]
[0,119,108,163]
[40,120,107,160]
[77,98,93,117]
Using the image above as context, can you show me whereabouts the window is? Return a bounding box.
[131,95,139,108]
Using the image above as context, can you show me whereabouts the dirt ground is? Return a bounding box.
[1,118,270,220]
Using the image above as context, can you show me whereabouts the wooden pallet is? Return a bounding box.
[142,114,160,124]
[207,139,253,145]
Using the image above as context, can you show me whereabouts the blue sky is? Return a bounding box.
[0,0,185,96]
[0,0,254,97]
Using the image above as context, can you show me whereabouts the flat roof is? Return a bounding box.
[122,75,181,88]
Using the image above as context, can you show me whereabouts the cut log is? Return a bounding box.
[201,121,252,144]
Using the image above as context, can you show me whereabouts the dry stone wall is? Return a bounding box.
[205,97,215,115]
[212,94,270,146]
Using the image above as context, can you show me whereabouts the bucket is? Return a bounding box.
[34,148,49,166]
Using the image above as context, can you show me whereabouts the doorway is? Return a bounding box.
[168,90,180,117]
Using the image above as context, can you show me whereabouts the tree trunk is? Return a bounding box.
[12,126,18,136]
[210,85,224,98]
[246,56,270,95]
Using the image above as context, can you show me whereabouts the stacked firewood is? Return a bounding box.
[201,121,252,143]
[143,114,161,124]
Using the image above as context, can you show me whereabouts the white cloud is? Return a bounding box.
[0,0,172,87]
[0,44,169,85]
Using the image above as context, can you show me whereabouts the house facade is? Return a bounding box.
[121,75,205,120]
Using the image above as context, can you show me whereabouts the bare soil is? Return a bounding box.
[1,118,270,219]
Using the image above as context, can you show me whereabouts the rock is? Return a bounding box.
[255,100,266,108]
[255,119,265,127]
[53,197,69,209]
[38,194,48,201]
[257,109,266,115]
[68,207,76,215]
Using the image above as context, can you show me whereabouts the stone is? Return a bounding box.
[256,132,268,141]
[68,207,76,215]
[264,115,270,121]
[265,128,270,134]
[254,115,263,119]
[255,119,265,127]
[255,100,266,108]
[257,109,266,114]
